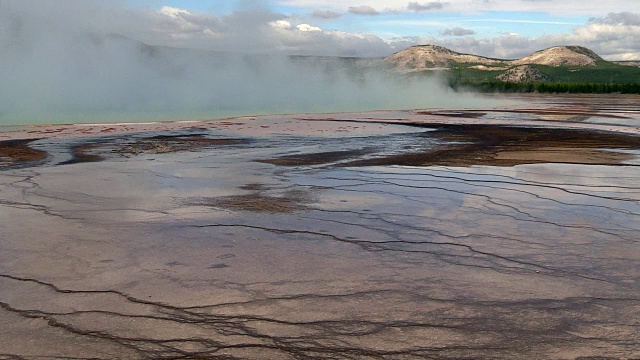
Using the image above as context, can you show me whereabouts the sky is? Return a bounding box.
[119,0,640,60]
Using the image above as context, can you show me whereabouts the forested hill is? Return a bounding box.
[386,45,640,93]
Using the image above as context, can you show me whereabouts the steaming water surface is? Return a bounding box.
[0,1,506,127]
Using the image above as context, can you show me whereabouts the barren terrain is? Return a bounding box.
[1,94,639,359]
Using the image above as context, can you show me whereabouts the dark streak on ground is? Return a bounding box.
[187,185,313,213]
[257,149,372,166]
[2,99,640,359]
[0,139,48,169]
[1,271,638,359]
[342,125,640,167]
[57,134,252,165]
[59,143,105,165]
[417,109,631,119]
[417,111,487,118]
[115,134,250,155]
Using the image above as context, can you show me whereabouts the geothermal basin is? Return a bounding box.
[1,94,639,359]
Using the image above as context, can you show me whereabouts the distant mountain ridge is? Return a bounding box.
[385,45,503,69]
[384,45,640,83]
[385,45,607,69]
[511,46,603,67]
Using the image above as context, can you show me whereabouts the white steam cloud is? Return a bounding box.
[0,0,482,126]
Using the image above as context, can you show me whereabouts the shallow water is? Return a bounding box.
[1,94,639,359]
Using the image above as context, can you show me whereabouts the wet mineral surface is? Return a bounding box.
[1,94,639,359]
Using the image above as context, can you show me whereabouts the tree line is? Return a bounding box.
[449,80,640,94]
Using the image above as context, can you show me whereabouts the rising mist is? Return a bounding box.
[0,0,488,125]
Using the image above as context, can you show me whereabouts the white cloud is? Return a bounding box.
[147,7,640,60]
[159,6,192,18]
[297,24,322,32]
[590,12,640,26]
[119,4,391,57]
[270,20,293,29]
[379,11,640,61]
[202,28,220,37]
[563,17,640,60]
[6,1,639,60]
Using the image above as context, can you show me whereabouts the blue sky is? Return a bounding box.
[125,0,588,38]
[117,0,640,59]
[318,11,587,38]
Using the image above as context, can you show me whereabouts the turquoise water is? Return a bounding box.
[0,97,513,127]
[0,109,273,127]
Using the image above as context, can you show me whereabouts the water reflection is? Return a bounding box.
[0,94,639,358]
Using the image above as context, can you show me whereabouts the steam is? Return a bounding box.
[0,0,485,126]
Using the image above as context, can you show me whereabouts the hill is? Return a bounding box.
[385,45,640,86]
[510,46,603,67]
[496,65,550,82]
[385,45,504,70]
[386,45,604,71]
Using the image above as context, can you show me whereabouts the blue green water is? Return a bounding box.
[0,110,270,127]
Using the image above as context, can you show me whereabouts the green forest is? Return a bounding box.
[449,80,640,94]
[440,61,640,94]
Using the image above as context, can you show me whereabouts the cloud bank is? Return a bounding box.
[2,0,630,61]
[412,12,640,60]
[110,2,640,60]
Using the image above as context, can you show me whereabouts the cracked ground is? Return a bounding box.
[1,94,639,359]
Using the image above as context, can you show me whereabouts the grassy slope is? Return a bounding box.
[452,62,640,84]
[390,45,640,92]
[530,60,640,83]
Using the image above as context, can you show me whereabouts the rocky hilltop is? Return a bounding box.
[385,45,503,69]
[511,46,602,67]
[387,45,602,70]
[384,45,625,82]
[496,65,550,82]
